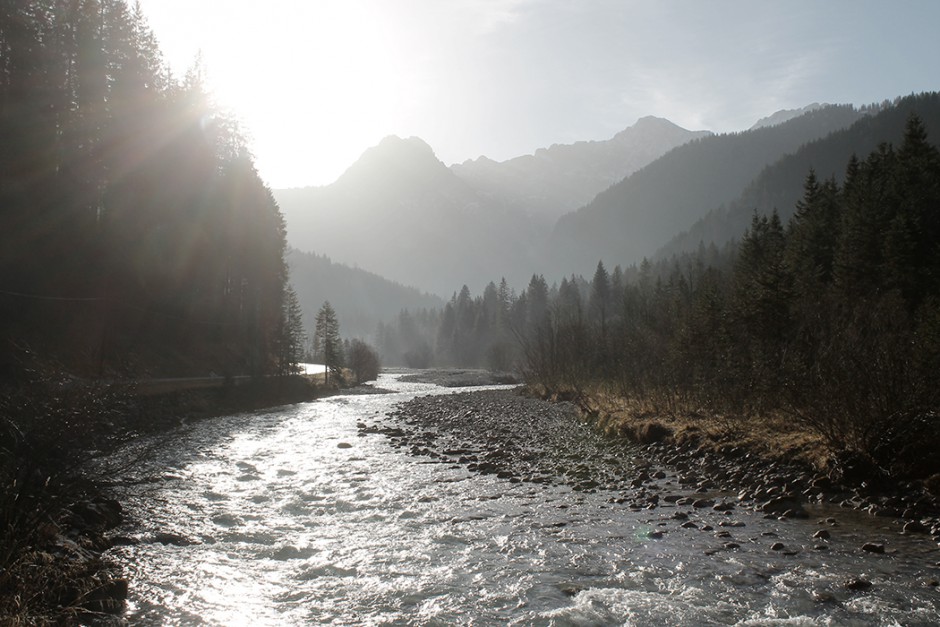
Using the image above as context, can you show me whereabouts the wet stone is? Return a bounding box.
[845,578,873,591]
[861,542,886,554]
[903,520,928,534]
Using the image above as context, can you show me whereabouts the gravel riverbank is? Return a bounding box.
[364,384,940,548]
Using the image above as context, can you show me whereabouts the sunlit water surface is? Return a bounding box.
[109,373,940,625]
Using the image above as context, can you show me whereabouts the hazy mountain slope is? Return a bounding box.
[749,103,826,130]
[547,104,866,277]
[658,92,940,260]
[451,116,711,220]
[288,248,443,340]
[275,136,547,296]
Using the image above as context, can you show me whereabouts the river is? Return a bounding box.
[107,372,940,625]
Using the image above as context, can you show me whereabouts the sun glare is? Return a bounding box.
[144,0,423,187]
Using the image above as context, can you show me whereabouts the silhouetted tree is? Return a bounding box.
[314,301,343,384]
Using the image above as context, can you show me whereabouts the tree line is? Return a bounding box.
[382,115,940,478]
[0,0,302,376]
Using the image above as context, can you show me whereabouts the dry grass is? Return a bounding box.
[573,384,832,472]
[0,547,125,625]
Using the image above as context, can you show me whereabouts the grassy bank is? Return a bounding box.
[570,386,830,470]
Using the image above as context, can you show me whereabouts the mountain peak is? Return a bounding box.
[375,134,435,154]
[336,135,446,188]
[612,116,710,143]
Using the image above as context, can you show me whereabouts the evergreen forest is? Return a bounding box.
[1,0,300,378]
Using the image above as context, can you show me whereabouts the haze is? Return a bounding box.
[136,0,940,188]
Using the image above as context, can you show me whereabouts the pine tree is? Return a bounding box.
[314,301,343,384]
[276,286,306,375]
[589,260,611,338]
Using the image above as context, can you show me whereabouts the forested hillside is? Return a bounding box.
[660,93,940,259]
[533,116,940,478]
[288,249,443,341]
[548,104,866,277]
[0,1,297,377]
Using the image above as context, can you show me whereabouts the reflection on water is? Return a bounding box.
[109,373,940,625]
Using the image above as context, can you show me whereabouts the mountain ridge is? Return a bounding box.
[451,116,711,220]
[546,103,867,278]
[657,92,940,261]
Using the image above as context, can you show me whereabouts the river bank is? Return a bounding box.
[0,374,331,625]
[372,378,940,554]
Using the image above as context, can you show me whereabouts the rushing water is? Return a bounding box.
[108,373,940,626]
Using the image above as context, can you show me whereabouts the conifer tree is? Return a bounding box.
[314,301,343,384]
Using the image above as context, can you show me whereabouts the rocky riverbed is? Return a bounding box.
[363,385,940,560]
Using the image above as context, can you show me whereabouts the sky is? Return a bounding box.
[136,0,940,189]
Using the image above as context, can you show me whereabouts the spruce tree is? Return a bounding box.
[314,301,343,384]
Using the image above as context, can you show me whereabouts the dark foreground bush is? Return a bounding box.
[0,365,131,623]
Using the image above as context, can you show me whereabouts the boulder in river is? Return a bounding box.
[760,496,805,516]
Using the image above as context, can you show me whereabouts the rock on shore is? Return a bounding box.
[364,388,940,541]
[368,388,637,492]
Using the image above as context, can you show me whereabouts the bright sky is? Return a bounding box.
[137,0,940,189]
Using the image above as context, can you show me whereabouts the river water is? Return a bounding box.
[108,372,940,625]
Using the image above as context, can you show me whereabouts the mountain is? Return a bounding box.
[546,103,867,277]
[451,116,711,221]
[288,248,443,341]
[277,118,708,296]
[749,103,826,130]
[275,136,546,296]
[658,93,940,260]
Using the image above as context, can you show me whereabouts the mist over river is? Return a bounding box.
[107,372,940,625]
